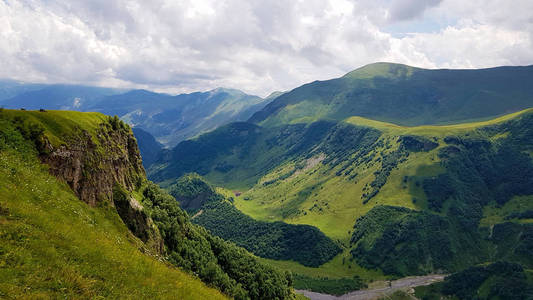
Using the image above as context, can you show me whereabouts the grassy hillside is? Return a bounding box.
[249,63,533,127]
[150,108,533,292]
[0,111,226,299]
[168,174,342,267]
[0,109,296,299]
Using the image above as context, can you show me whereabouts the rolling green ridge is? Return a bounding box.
[249,63,533,127]
[150,107,533,292]
[0,109,295,299]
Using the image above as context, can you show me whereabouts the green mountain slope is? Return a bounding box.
[249,63,533,127]
[150,108,533,290]
[0,109,294,299]
[0,111,225,299]
[166,173,341,267]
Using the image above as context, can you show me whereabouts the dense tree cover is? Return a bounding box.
[149,119,385,189]
[0,113,47,155]
[417,262,533,300]
[350,206,455,276]
[398,135,438,152]
[424,141,533,213]
[489,222,533,268]
[168,173,224,211]
[505,210,533,220]
[426,114,533,214]
[140,182,293,299]
[292,274,365,296]
[193,201,341,267]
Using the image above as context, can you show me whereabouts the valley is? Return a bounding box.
[4,0,533,298]
[147,63,533,297]
[2,62,533,299]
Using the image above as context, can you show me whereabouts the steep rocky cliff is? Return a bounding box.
[41,118,144,206]
[7,111,164,253]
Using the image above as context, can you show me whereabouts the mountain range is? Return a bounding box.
[149,62,533,297]
[2,62,533,299]
[0,82,272,148]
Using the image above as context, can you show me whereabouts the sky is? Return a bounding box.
[1,0,532,97]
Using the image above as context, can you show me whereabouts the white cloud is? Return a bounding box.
[0,0,531,96]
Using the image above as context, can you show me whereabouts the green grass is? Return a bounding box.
[481,195,533,227]
[0,149,226,299]
[259,254,385,281]
[1,109,109,147]
[344,108,533,137]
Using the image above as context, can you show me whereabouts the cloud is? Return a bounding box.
[388,0,443,22]
[0,0,531,96]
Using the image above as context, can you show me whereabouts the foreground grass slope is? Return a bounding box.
[0,112,226,299]
[0,109,296,299]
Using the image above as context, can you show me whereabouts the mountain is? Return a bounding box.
[132,127,163,168]
[0,109,294,299]
[249,62,533,127]
[149,107,533,294]
[88,88,270,147]
[0,79,47,101]
[0,82,271,148]
[0,84,124,110]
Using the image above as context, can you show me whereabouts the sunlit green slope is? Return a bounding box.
[249,62,533,127]
[150,108,533,291]
[0,111,226,299]
[0,109,297,299]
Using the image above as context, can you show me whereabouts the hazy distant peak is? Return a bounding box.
[264,91,285,101]
[209,87,248,96]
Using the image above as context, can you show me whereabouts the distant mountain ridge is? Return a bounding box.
[0,81,272,150]
[250,62,533,127]
[88,87,269,147]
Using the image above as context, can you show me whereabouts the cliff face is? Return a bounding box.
[41,122,144,206]
[36,115,163,253]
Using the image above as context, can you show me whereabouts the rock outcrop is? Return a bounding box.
[39,117,163,254]
[41,122,144,206]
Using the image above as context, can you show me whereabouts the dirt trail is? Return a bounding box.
[295,274,446,300]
